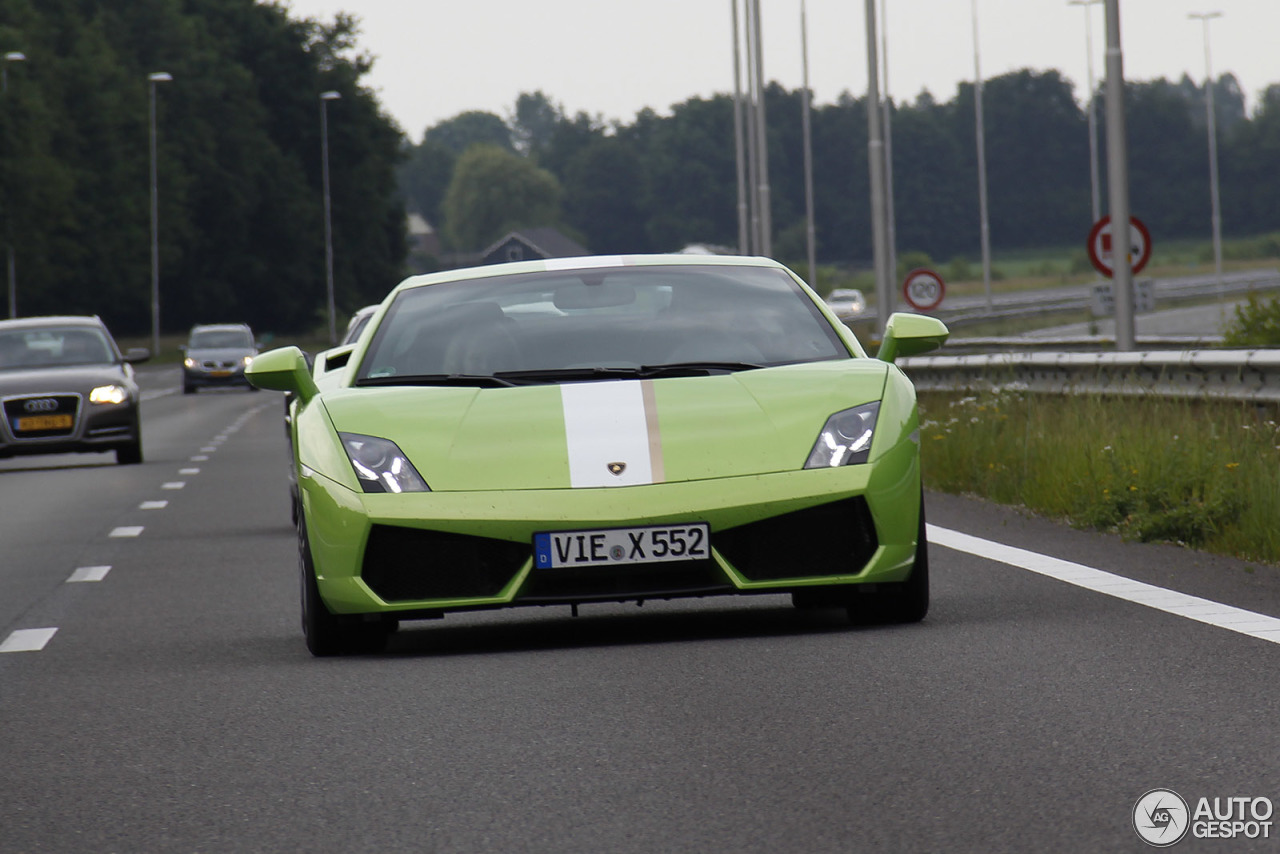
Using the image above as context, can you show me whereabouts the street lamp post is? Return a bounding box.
[1189,11,1225,318]
[4,51,26,319]
[320,90,341,345]
[148,71,172,358]
[1069,0,1104,224]
[971,0,993,313]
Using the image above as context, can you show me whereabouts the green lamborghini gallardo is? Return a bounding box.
[248,255,948,655]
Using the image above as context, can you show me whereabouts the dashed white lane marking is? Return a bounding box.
[191,455,209,462]
[1,628,58,652]
[139,500,168,510]
[109,526,144,538]
[68,566,111,582]
[162,482,185,490]
[200,446,217,453]
[930,525,1280,646]
[179,468,200,475]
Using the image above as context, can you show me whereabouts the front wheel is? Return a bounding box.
[298,515,394,656]
[116,437,143,465]
[848,496,929,625]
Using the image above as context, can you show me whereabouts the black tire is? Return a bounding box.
[297,515,393,656]
[183,384,196,395]
[116,437,143,465]
[848,496,929,625]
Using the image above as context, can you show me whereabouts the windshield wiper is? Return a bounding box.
[493,367,645,383]
[356,373,516,388]
[637,361,767,377]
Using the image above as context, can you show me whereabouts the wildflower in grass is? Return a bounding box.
[1129,485,1138,492]
[1226,462,1240,470]
[1102,445,1113,453]
[970,417,980,424]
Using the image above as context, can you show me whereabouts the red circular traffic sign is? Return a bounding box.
[1087,215,1152,277]
[902,267,945,312]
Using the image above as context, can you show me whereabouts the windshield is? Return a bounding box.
[356,264,850,386]
[0,326,116,369]
[189,329,253,349]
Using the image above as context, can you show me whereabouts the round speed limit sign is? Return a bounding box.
[902,268,945,312]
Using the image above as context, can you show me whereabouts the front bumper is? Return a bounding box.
[183,365,251,388]
[300,436,921,616]
[0,394,139,458]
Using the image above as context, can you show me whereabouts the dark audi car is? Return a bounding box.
[0,316,149,465]
[181,323,258,393]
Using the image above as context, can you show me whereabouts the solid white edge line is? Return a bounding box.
[0,628,58,653]
[68,566,111,583]
[929,524,1280,646]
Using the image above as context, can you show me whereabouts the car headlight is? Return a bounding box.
[89,385,128,405]
[184,357,196,369]
[804,402,880,468]
[241,355,253,367]
[339,432,430,493]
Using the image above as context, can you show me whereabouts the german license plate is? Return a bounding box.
[16,414,72,431]
[534,523,710,569]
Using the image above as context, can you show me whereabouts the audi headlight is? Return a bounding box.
[339,432,429,493]
[89,385,128,405]
[804,402,880,468]
[184,357,196,369]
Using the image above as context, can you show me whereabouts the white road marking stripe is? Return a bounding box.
[200,446,217,452]
[161,482,185,490]
[562,381,653,488]
[1,628,57,652]
[139,500,168,510]
[179,467,200,474]
[68,566,111,582]
[930,525,1280,646]
[191,455,209,461]
[109,526,144,538]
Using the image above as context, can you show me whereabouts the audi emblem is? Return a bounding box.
[23,398,60,413]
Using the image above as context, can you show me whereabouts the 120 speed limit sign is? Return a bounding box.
[902,268,945,312]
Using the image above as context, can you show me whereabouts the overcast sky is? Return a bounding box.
[280,0,1280,140]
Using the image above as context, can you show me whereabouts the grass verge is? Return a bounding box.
[918,390,1280,566]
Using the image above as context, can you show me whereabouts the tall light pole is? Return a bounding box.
[1104,0,1135,350]
[800,0,816,284]
[865,0,891,336]
[1189,11,1225,318]
[148,71,172,358]
[4,51,26,319]
[731,0,749,254]
[320,90,341,345]
[971,0,993,313]
[749,0,771,256]
[1069,0,1104,224]
[880,0,897,296]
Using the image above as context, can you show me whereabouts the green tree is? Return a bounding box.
[442,144,561,250]
[424,110,513,154]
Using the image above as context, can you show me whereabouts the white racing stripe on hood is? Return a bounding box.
[561,380,660,487]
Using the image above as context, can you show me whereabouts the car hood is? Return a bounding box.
[186,348,254,361]
[316,360,891,491]
[0,364,131,394]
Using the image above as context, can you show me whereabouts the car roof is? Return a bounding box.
[0,315,107,331]
[390,254,790,297]
[189,323,252,333]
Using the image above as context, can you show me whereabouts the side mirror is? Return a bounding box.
[877,313,949,363]
[123,347,151,364]
[246,346,320,402]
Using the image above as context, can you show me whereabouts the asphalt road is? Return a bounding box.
[3,367,1279,853]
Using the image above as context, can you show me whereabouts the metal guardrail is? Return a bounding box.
[899,349,1280,403]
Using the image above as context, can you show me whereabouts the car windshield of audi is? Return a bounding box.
[182,323,258,393]
[246,254,949,656]
[0,316,149,465]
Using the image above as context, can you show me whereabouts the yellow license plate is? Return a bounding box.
[210,370,232,377]
[16,414,73,431]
